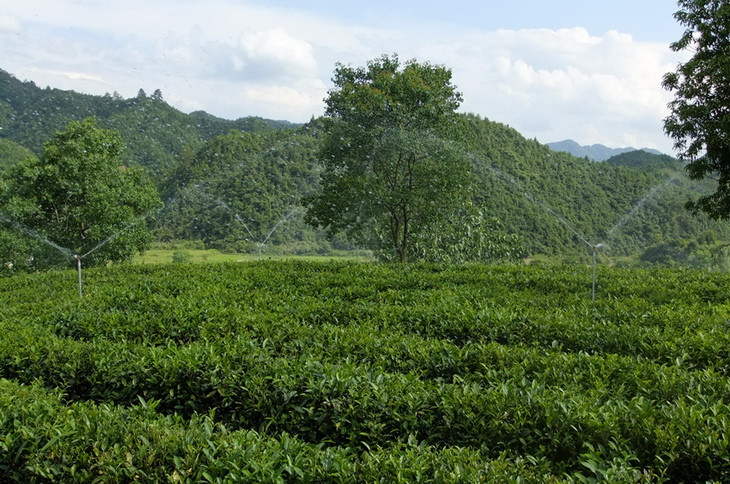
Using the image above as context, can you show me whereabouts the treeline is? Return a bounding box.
[1,69,728,264]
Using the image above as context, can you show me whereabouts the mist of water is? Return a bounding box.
[605,176,678,242]
[258,207,298,249]
[474,154,686,302]
[79,213,152,259]
[478,161,594,249]
[0,212,74,261]
[523,192,594,249]
[190,187,299,256]
[476,155,682,254]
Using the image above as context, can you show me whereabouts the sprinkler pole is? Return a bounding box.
[591,243,605,304]
[75,255,82,298]
[592,246,596,303]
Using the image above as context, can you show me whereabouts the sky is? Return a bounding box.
[1,1,687,153]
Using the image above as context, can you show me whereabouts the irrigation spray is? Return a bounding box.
[473,155,680,302]
[605,177,678,241]
[0,212,74,261]
[192,188,299,257]
[1,209,157,297]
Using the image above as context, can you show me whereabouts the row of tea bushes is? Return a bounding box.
[1,329,728,480]
[1,378,571,483]
[7,263,730,368]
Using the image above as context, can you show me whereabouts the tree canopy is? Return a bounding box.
[305,54,474,262]
[0,118,161,271]
[663,0,730,219]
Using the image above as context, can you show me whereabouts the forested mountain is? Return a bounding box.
[156,125,330,254]
[0,69,294,183]
[547,139,663,161]
[0,138,34,172]
[604,150,681,171]
[1,69,728,265]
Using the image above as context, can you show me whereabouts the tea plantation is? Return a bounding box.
[2,261,730,482]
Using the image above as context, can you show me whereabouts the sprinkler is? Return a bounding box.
[75,255,82,298]
[592,243,606,303]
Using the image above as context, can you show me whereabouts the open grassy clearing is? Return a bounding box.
[132,245,373,265]
[2,260,730,482]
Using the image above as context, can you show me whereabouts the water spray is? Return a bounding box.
[1,209,157,298]
[256,208,298,257]
[605,176,678,242]
[189,188,298,257]
[524,192,594,249]
[0,212,74,261]
[472,155,685,302]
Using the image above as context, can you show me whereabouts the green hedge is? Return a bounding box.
[0,379,563,483]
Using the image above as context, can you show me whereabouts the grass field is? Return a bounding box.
[133,247,373,265]
[2,260,730,482]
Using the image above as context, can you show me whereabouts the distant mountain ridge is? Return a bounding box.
[547,139,663,161]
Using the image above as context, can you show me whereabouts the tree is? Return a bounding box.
[0,117,161,271]
[305,54,472,262]
[663,0,730,218]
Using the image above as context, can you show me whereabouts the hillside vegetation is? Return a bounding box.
[1,68,728,265]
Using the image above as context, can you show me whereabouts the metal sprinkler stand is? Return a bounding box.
[592,246,597,303]
[591,243,605,303]
[75,255,82,298]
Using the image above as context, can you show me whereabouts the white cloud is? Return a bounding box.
[0,14,21,33]
[231,28,317,80]
[420,27,680,150]
[1,1,683,151]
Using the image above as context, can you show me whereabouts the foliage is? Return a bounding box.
[465,114,730,260]
[0,118,161,270]
[408,201,525,263]
[663,0,730,218]
[0,69,294,187]
[2,261,730,481]
[306,55,473,262]
[0,138,35,172]
[603,150,682,173]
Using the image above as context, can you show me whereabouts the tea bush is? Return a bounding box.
[2,261,729,481]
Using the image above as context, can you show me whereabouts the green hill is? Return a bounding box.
[604,150,681,172]
[464,115,727,262]
[1,70,728,265]
[0,70,294,184]
[156,125,328,254]
[0,138,35,172]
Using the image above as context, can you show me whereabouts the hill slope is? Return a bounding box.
[467,116,726,261]
[0,69,294,183]
[1,71,728,264]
